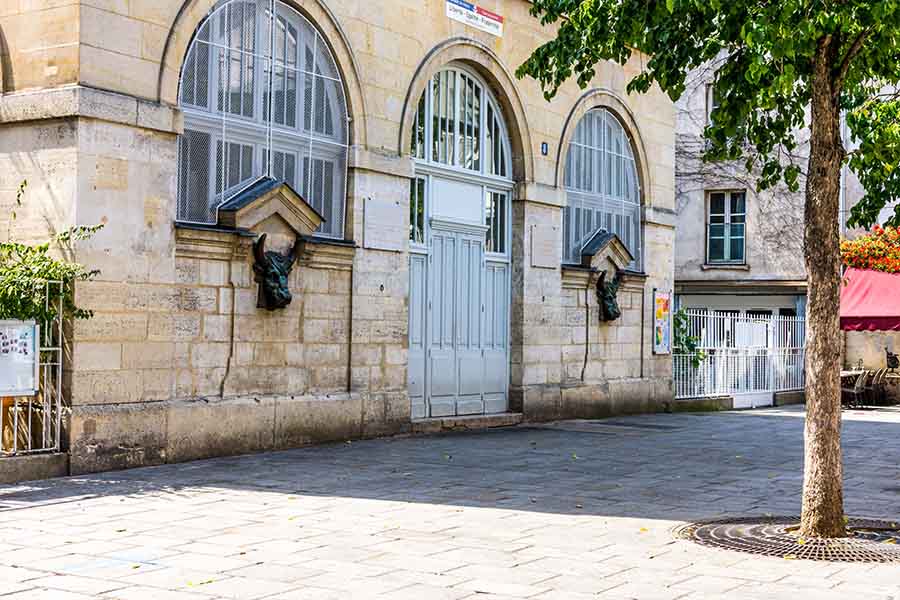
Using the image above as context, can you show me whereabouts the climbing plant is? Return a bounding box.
[0,181,102,323]
[673,309,706,368]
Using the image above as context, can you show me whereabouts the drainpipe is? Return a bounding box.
[347,259,354,393]
[640,285,646,379]
[839,116,848,240]
[581,282,590,381]
[219,250,237,398]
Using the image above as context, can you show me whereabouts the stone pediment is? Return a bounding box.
[217,177,324,237]
[580,229,633,273]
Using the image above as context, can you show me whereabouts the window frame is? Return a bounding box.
[562,107,643,270]
[411,66,512,182]
[706,190,746,265]
[409,175,427,250]
[705,82,721,127]
[176,0,349,239]
[409,66,514,260]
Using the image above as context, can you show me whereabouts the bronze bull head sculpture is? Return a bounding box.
[596,268,622,322]
[253,233,301,310]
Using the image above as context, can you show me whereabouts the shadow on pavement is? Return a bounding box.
[1,406,899,525]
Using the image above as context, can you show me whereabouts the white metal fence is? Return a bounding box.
[674,310,806,400]
[1,281,65,457]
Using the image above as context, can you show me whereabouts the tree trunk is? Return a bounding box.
[799,41,845,539]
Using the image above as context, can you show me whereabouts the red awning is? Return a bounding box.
[841,267,900,331]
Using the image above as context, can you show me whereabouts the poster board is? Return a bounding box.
[0,321,39,396]
[652,290,672,355]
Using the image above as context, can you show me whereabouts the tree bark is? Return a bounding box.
[799,40,846,539]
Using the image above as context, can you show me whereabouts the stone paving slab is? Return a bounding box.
[1,406,900,599]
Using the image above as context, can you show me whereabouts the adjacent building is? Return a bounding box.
[1,0,676,477]
[674,65,808,319]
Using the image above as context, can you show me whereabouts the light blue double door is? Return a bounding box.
[409,221,509,419]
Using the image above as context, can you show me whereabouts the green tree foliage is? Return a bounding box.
[517,1,900,225]
[0,182,102,323]
[517,1,900,538]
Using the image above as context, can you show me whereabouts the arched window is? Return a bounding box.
[563,108,642,269]
[177,0,348,239]
[408,67,512,251]
[410,68,511,179]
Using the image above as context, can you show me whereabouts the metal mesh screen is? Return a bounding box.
[177,0,348,238]
[563,108,642,269]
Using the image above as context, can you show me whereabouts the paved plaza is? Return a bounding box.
[1,406,899,599]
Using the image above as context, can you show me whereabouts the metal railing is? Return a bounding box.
[1,280,65,457]
[674,310,806,400]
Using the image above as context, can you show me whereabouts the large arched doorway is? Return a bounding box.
[407,65,513,419]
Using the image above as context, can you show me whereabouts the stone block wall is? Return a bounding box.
[844,330,900,371]
[0,0,677,477]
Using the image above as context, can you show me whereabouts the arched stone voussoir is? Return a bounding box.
[398,37,535,184]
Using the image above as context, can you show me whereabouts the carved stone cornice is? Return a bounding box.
[174,225,252,261]
[561,265,647,292]
[298,236,356,271]
[561,266,592,290]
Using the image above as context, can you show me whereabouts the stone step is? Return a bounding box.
[0,452,68,485]
[411,412,523,435]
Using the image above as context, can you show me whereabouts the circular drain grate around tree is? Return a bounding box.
[675,516,900,562]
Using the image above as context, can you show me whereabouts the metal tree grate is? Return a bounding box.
[675,516,900,563]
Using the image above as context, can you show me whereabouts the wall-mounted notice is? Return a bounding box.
[531,224,559,269]
[0,321,39,397]
[364,197,406,252]
[652,290,672,355]
[446,0,504,37]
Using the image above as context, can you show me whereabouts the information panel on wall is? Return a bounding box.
[0,321,39,397]
[652,290,672,355]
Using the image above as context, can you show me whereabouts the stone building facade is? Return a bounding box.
[0,0,676,476]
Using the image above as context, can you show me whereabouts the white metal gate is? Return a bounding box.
[673,310,806,407]
[1,281,65,457]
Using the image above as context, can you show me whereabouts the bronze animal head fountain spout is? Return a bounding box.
[596,268,622,322]
[253,233,301,310]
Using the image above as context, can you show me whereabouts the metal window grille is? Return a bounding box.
[1,281,65,457]
[177,0,348,238]
[409,67,513,260]
[563,108,642,269]
[673,310,807,399]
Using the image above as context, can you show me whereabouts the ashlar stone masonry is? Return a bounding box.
[0,0,676,476]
